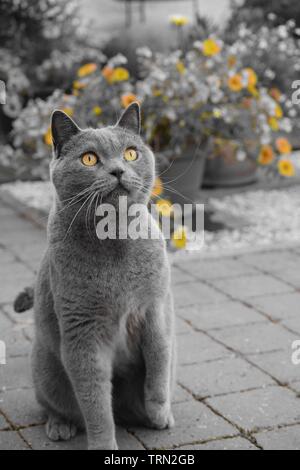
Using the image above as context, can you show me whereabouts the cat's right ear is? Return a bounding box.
[51,110,80,157]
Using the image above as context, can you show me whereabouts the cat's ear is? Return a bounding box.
[51,110,80,156]
[116,102,141,135]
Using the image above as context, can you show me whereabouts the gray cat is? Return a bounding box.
[16,103,176,450]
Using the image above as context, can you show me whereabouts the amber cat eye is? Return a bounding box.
[124,148,138,162]
[81,153,98,167]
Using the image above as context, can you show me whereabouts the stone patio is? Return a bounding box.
[1,198,300,450]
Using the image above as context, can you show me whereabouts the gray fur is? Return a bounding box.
[32,103,176,450]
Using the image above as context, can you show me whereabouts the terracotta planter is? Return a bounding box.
[161,148,206,205]
[203,139,257,188]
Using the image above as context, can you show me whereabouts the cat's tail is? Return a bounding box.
[14,287,34,313]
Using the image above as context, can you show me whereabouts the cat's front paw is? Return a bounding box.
[145,400,175,430]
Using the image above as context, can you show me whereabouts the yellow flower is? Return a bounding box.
[73,80,86,90]
[156,199,173,217]
[44,127,52,146]
[275,104,283,119]
[268,117,279,131]
[110,67,130,83]
[171,226,187,250]
[176,61,186,74]
[61,107,73,117]
[77,63,97,78]
[151,177,163,197]
[121,93,138,108]
[278,160,295,177]
[258,145,275,165]
[276,138,292,154]
[93,106,103,116]
[228,74,243,92]
[243,68,258,87]
[170,15,189,27]
[202,38,221,57]
[248,84,260,98]
[152,88,163,97]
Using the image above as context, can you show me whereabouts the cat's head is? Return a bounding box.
[50,103,155,208]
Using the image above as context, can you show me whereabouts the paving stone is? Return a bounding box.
[0,413,9,430]
[2,303,34,325]
[280,316,300,334]
[0,247,16,265]
[210,322,298,356]
[0,388,44,428]
[179,258,259,281]
[178,301,265,331]
[0,321,32,358]
[1,355,33,390]
[254,425,300,450]
[207,387,300,432]
[176,317,192,335]
[0,430,30,450]
[172,282,228,308]
[239,251,300,274]
[0,263,34,303]
[249,350,300,384]
[177,331,230,365]
[249,292,300,322]
[172,385,193,404]
[21,425,144,450]
[275,268,300,290]
[132,400,236,449]
[171,267,195,286]
[212,275,293,301]
[179,357,275,398]
[178,436,257,450]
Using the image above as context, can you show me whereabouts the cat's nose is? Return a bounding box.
[109,168,124,180]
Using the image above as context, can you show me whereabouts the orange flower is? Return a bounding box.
[276,138,292,154]
[242,97,252,109]
[77,63,97,78]
[151,177,163,197]
[227,55,237,68]
[269,88,281,102]
[278,160,295,177]
[102,66,114,82]
[228,74,243,92]
[243,68,258,87]
[44,127,52,146]
[121,93,138,108]
[258,145,274,165]
[110,67,130,83]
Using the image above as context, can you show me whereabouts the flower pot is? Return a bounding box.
[161,148,206,205]
[203,139,257,188]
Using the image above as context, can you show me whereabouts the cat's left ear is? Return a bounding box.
[116,102,141,135]
[51,110,80,156]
